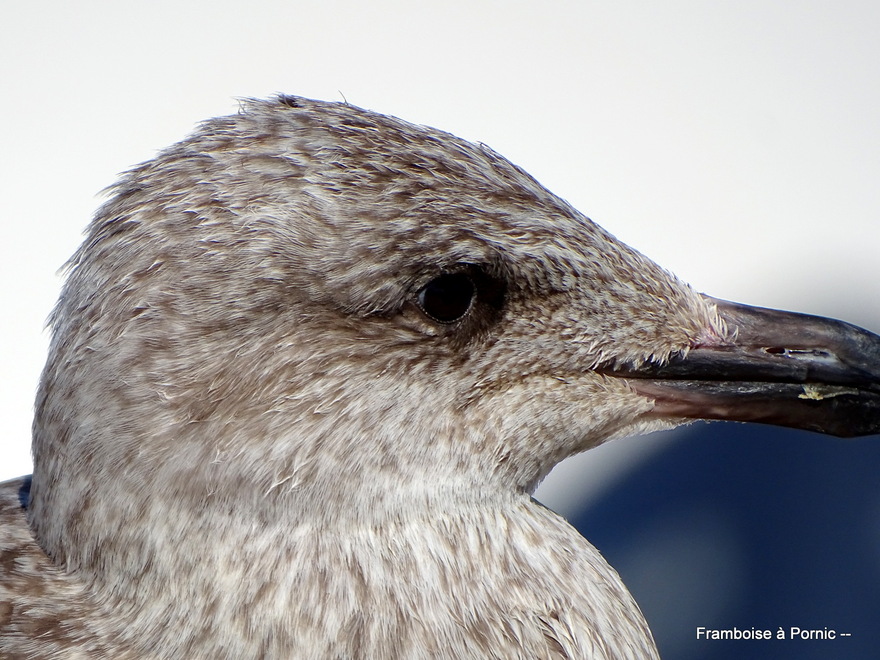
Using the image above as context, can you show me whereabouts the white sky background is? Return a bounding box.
[2,1,879,486]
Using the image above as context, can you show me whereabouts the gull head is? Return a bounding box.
[29,95,880,579]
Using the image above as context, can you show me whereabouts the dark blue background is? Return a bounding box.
[570,423,880,660]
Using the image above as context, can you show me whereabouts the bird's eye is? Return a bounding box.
[417,272,476,324]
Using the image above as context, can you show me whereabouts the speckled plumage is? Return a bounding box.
[0,95,787,658]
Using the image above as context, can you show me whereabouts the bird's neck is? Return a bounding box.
[35,489,657,658]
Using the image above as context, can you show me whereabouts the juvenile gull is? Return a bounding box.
[2,96,880,659]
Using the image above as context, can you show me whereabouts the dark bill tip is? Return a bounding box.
[604,297,880,438]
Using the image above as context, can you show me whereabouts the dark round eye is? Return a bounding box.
[417,272,476,323]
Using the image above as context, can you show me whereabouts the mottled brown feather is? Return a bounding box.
[1,96,730,658]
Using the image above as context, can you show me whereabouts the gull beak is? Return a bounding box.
[604,296,880,437]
